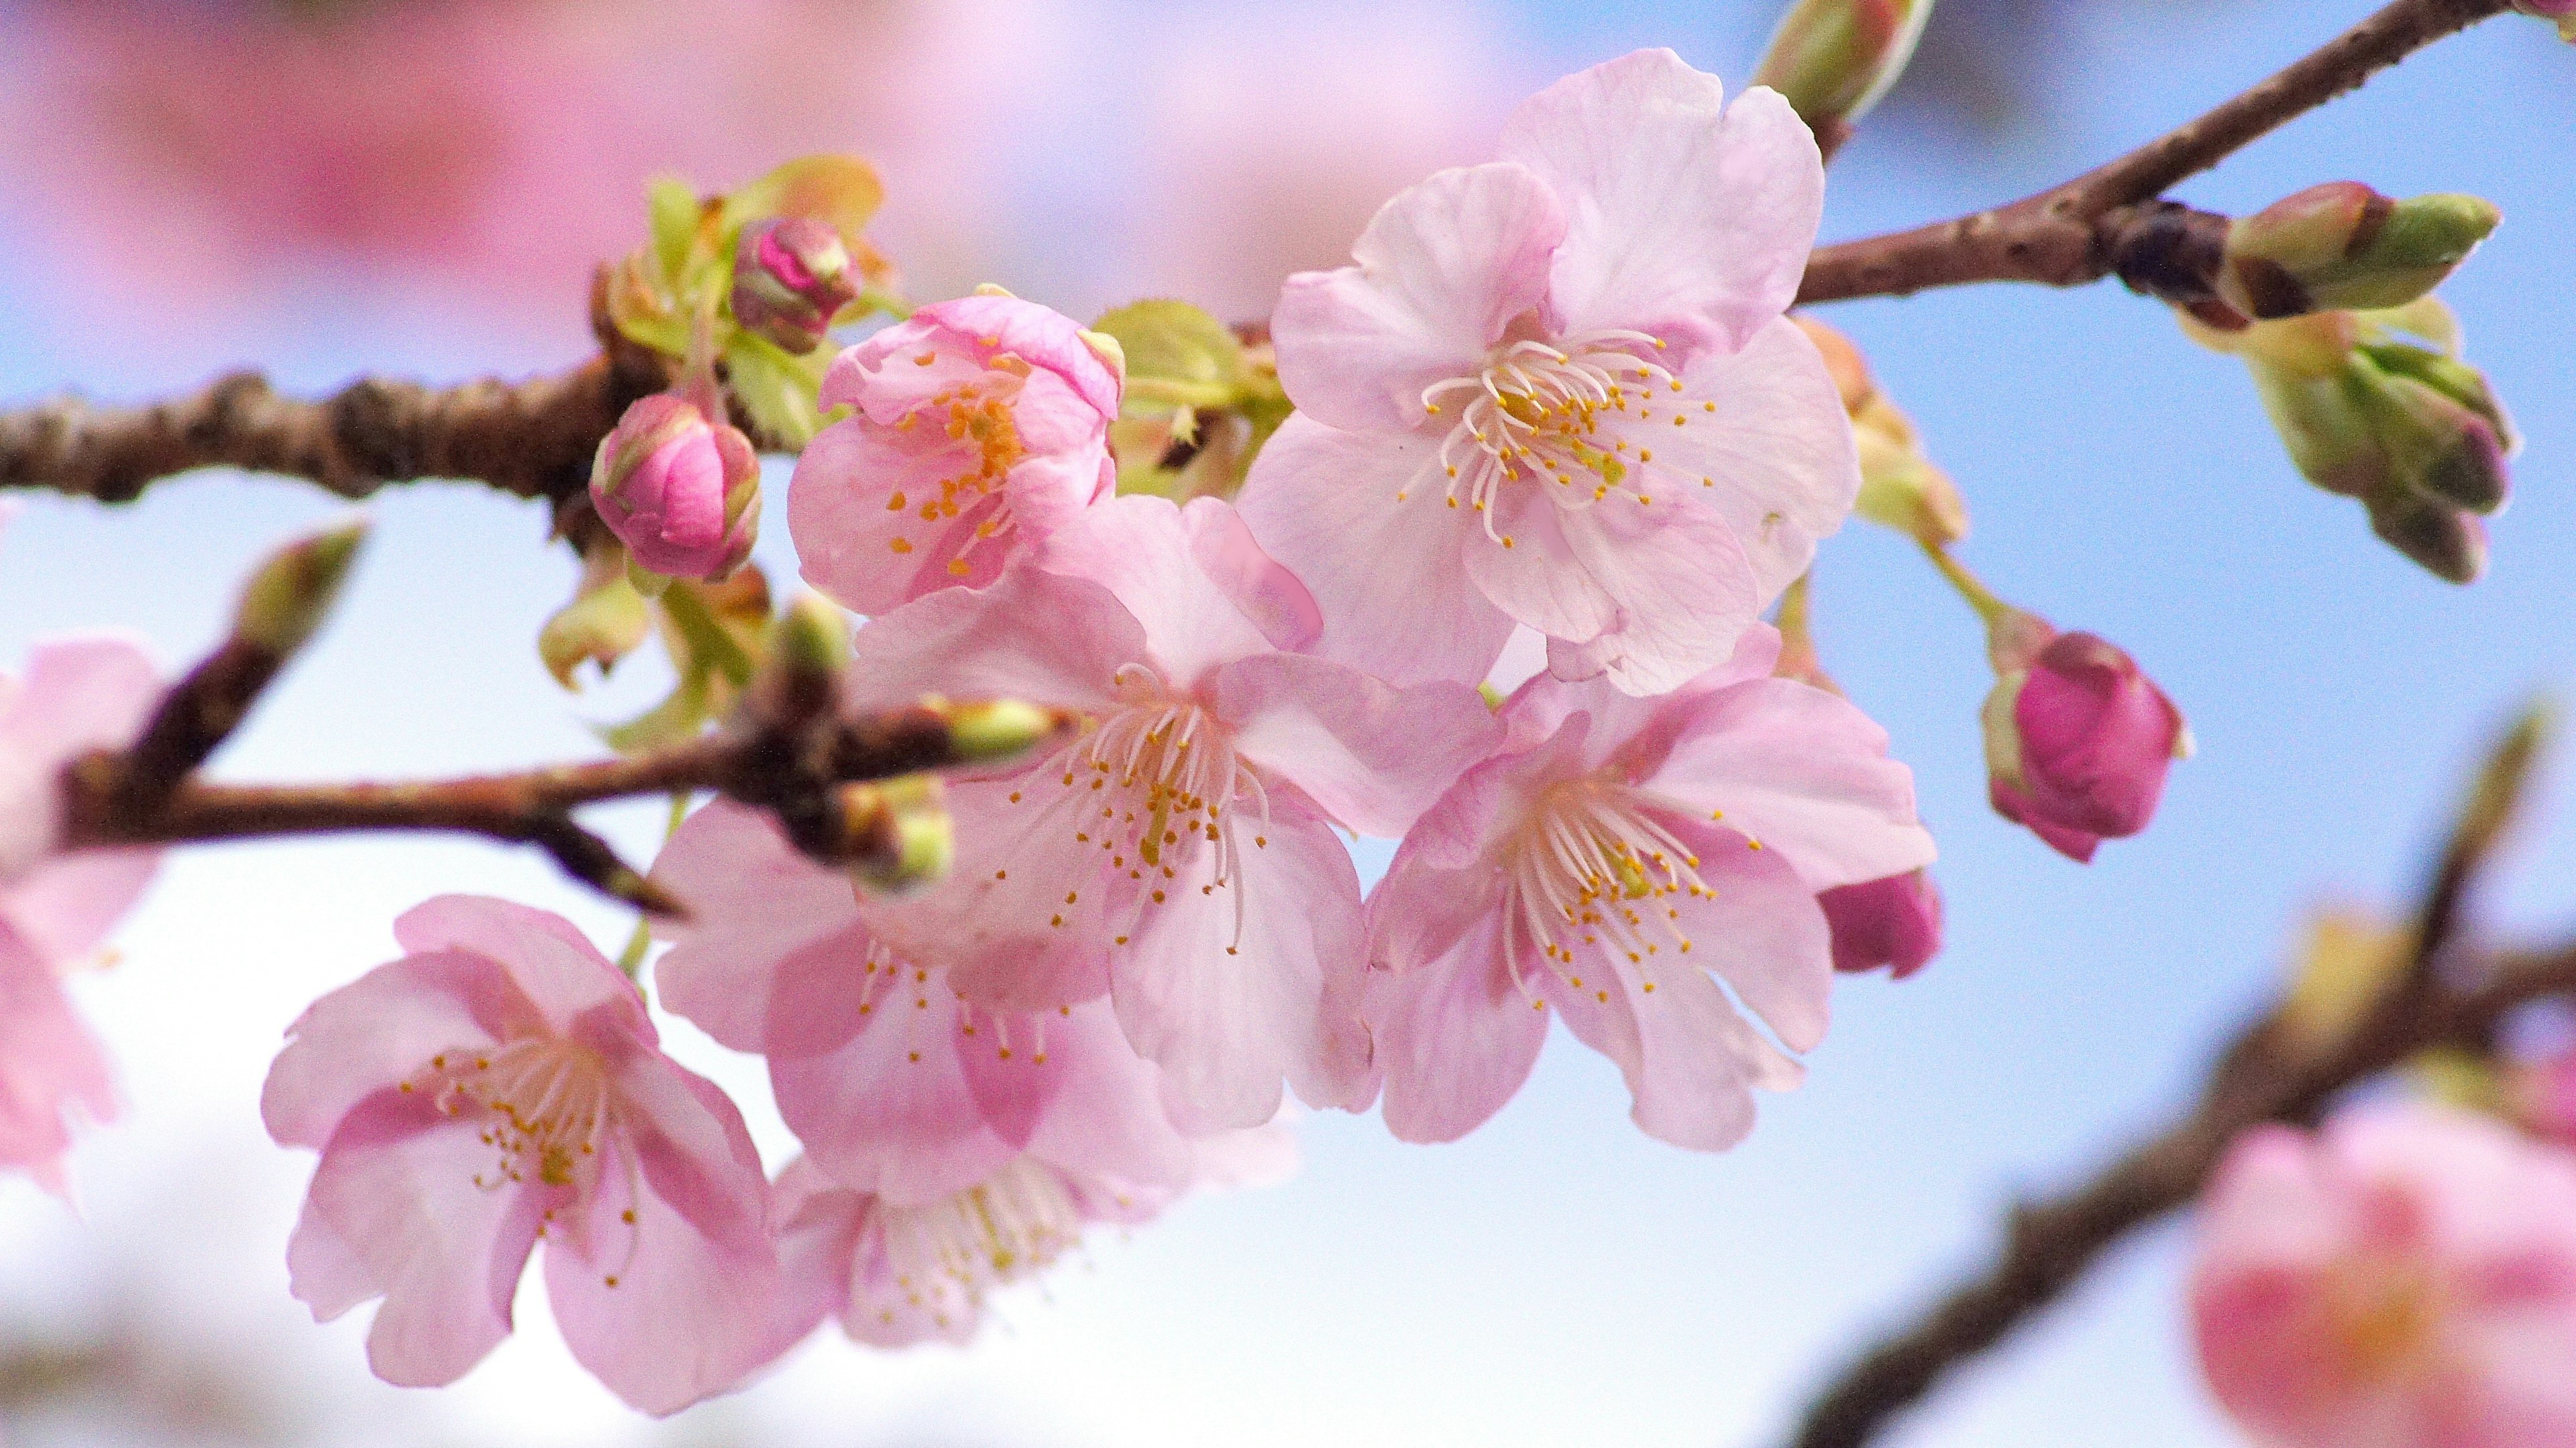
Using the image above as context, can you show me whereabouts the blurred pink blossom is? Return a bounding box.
[2192,1104,2576,1448]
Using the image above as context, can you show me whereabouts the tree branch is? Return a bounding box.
[1786,701,2557,1448]
[1796,0,2512,304]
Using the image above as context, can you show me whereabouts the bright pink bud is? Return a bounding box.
[1820,869,1943,978]
[731,217,859,354]
[1984,628,2186,863]
[590,393,761,580]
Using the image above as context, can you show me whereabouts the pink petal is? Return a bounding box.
[650,800,865,1053]
[842,562,1134,718]
[768,1157,865,1347]
[1272,160,1566,435]
[1235,413,1515,688]
[788,409,1006,614]
[903,292,1124,425]
[1,846,159,966]
[1112,803,1368,1132]
[1018,999,1198,1192]
[1498,51,1821,357]
[602,1053,771,1261]
[391,895,642,1041]
[260,947,524,1149]
[1525,490,1765,697]
[1366,910,1548,1143]
[1032,495,1274,687]
[864,772,1114,1013]
[0,925,115,1190]
[1646,676,1936,890]
[768,962,1018,1207]
[1183,495,1322,652]
[1650,814,1836,1053]
[1212,650,1500,838]
[0,635,160,885]
[1462,489,1621,648]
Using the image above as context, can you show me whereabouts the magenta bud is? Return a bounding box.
[590,393,761,580]
[1984,630,2186,863]
[1821,869,1943,979]
[731,217,859,354]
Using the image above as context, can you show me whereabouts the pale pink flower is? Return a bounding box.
[2192,1104,2576,1448]
[651,799,1197,1202]
[1363,625,1931,1149]
[769,1117,1295,1349]
[1237,49,1854,696]
[1821,868,1943,979]
[0,635,160,1194]
[790,291,1120,613]
[262,896,779,1416]
[1983,623,2187,863]
[845,495,1499,1131]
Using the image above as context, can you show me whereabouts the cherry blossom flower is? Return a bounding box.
[590,393,762,582]
[651,799,1198,1202]
[1237,48,1855,696]
[1982,623,2187,863]
[843,495,1499,1131]
[2192,1104,2576,1448]
[1820,868,1943,979]
[1363,625,1931,1149]
[0,635,160,1193]
[262,896,779,1416]
[790,291,1121,613]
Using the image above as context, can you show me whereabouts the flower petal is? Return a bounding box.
[1499,52,1821,356]
[1367,911,1549,1143]
[1649,813,1835,1053]
[1273,161,1566,435]
[788,409,1000,614]
[649,800,865,1054]
[842,561,1134,717]
[260,947,523,1150]
[1183,495,1322,653]
[864,772,1115,1013]
[0,847,159,967]
[1212,651,1500,838]
[1032,495,1273,686]
[1528,489,1764,697]
[0,924,115,1191]
[1019,999,1199,1192]
[391,895,641,1041]
[1235,413,1514,687]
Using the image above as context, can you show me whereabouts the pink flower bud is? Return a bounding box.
[1983,627,2186,863]
[589,393,760,580]
[1820,869,1943,978]
[730,217,859,354]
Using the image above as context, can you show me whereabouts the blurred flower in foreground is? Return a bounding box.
[0,634,162,1193]
[2192,1104,2576,1448]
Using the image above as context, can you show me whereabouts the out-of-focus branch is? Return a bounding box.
[1797,0,2513,305]
[1786,701,2560,1448]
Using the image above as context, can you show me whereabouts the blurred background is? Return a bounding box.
[0,1,2570,1443]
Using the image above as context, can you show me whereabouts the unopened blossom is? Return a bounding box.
[771,1116,1295,1349]
[262,896,779,1416]
[0,635,160,1192]
[1238,49,1856,696]
[2192,1104,2576,1447]
[1364,625,1933,1148]
[1820,868,1943,979]
[652,799,1199,1202]
[1982,621,2188,863]
[790,291,1122,613]
[590,393,761,581]
[847,495,1498,1131]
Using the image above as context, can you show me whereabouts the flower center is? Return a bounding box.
[408,1037,612,1193]
[1415,327,1704,546]
[1008,668,1270,943]
[885,349,1036,577]
[1501,776,1711,1005]
[2322,1256,2445,1384]
[880,1157,1084,1319]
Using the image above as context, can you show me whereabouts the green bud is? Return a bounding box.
[1752,0,1935,148]
[2349,350,2511,515]
[235,516,369,658]
[2222,183,2499,319]
[939,697,1066,763]
[845,776,953,894]
[2365,488,2487,584]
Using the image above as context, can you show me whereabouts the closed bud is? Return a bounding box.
[590,393,761,581]
[235,516,368,658]
[1820,869,1943,978]
[1982,625,2186,864]
[932,696,1069,764]
[731,217,859,354]
[2353,352,2510,515]
[2365,488,2488,584]
[1794,314,1968,546]
[2221,184,2499,320]
[1752,0,1935,152]
[840,775,953,894]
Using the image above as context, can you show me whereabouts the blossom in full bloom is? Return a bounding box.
[1363,625,1932,1148]
[590,393,762,581]
[2191,1104,2576,1447]
[262,896,779,1416]
[0,635,160,1192]
[790,290,1122,613]
[1982,622,2188,863]
[651,799,1199,1202]
[845,495,1499,1131]
[1820,868,1943,979]
[1237,48,1856,696]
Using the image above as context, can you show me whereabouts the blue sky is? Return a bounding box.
[0,3,2569,1445]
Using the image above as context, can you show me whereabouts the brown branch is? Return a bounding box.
[1788,701,2557,1448]
[1797,0,2512,304]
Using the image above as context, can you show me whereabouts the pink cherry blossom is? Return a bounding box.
[769,1117,1295,1349]
[1236,48,1855,696]
[651,799,1197,1203]
[1821,868,1943,979]
[790,291,1121,613]
[1363,624,1931,1149]
[843,495,1499,1131]
[590,393,761,581]
[2191,1104,2576,1448]
[0,635,161,1193]
[262,896,779,1416]
[1984,625,2187,863]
